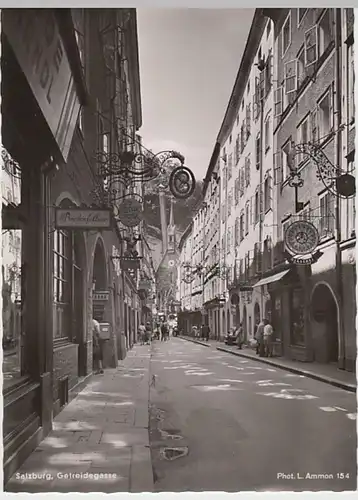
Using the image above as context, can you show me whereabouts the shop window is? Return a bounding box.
[53,230,71,339]
[282,12,291,56]
[2,150,24,391]
[290,287,305,346]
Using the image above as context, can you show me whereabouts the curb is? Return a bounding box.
[216,346,356,393]
[178,336,211,348]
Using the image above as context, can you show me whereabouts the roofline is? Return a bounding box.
[216,9,268,146]
[202,142,221,198]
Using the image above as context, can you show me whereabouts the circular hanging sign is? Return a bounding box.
[169,166,196,199]
[284,220,319,256]
[118,198,143,227]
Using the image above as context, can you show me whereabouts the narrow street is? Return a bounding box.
[148,338,357,492]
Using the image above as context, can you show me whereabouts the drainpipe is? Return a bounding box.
[258,61,265,321]
[334,8,345,369]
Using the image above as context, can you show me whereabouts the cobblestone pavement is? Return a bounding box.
[5,346,153,493]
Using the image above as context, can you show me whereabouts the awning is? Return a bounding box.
[253,269,290,288]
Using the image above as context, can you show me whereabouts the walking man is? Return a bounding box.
[255,319,265,356]
[92,318,104,374]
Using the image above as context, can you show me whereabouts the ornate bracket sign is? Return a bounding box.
[117,197,143,227]
[284,220,322,266]
[55,208,112,230]
[120,257,141,271]
[169,166,196,200]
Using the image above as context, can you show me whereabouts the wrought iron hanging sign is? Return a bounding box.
[284,220,322,265]
[117,197,143,227]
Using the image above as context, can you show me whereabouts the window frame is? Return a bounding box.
[317,85,333,142]
[264,113,271,153]
[297,8,308,26]
[318,190,335,239]
[282,12,292,58]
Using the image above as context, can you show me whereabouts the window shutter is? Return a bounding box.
[273,151,283,185]
[304,25,318,67]
[269,175,273,210]
[247,156,251,186]
[256,134,261,170]
[310,108,318,143]
[250,196,254,225]
[246,104,251,138]
[240,166,245,195]
[259,70,265,100]
[284,60,297,94]
[274,87,283,117]
[253,77,259,120]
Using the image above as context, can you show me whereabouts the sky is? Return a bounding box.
[137,8,255,181]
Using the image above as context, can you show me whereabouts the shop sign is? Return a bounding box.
[93,291,109,302]
[3,10,80,161]
[118,198,143,227]
[55,208,112,229]
[138,279,152,291]
[121,257,141,271]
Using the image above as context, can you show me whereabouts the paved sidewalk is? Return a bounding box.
[5,346,154,493]
[180,336,356,393]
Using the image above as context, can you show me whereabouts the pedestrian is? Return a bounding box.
[263,319,274,357]
[145,322,152,344]
[161,322,168,341]
[138,323,146,345]
[255,319,265,356]
[202,323,210,342]
[92,318,104,374]
[236,322,244,349]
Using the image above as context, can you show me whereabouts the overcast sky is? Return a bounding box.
[137,8,254,181]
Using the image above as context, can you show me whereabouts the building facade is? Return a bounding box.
[261,7,356,370]
[2,8,143,483]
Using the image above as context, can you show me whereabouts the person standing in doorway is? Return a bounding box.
[236,322,244,349]
[92,318,104,374]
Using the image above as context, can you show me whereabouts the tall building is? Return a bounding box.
[1,8,143,482]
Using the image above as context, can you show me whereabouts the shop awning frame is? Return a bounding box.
[253,269,291,288]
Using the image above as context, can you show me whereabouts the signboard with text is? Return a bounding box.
[3,10,80,161]
[55,208,112,230]
[118,198,143,227]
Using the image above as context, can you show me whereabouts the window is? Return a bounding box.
[264,175,272,212]
[266,20,272,38]
[228,189,233,217]
[347,42,355,124]
[284,59,297,94]
[245,203,250,235]
[53,230,70,339]
[274,86,283,118]
[246,104,251,138]
[318,9,334,56]
[227,229,232,254]
[234,176,240,205]
[298,204,310,221]
[235,135,240,165]
[282,13,291,56]
[255,133,261,170]
[240,213,245,242]
[228,154,233,180]
[240,166,245,197]
[264,115,271,152]
[298,8,308,25]
[235,217,240,245]
[296,46,306,86]
[240,121,246,152]
[319,191,335,237]
[245,156,251,187]
[304,25,318,67]
[347,158,356,237]
[229,134,232,144]
[317,87,333,141]
[297,114,310,164]
[72,9,85,71]
[264,51,272,96]
[282,138,294,180]
[255,191,260,224]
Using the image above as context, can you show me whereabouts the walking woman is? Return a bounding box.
[92,318,104,374]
